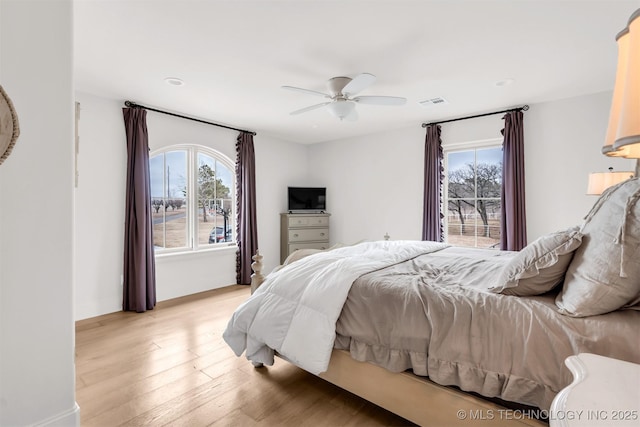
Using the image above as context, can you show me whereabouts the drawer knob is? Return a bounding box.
[320,232,325,236]
[293,234,299,237]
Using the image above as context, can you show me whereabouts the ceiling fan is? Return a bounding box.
[282,73,406,121]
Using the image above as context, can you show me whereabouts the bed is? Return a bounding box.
[223,178,640,426]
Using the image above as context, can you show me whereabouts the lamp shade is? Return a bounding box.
[603,9,640,159]
[587,170,634,195]
[327,100,355,120]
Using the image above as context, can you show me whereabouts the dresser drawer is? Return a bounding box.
[288,228,329,242]
[281,212,331,264]
[289,242,331,252]
[288,215,329,227]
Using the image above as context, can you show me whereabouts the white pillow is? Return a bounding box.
[490,226,583,296]
[556,178,640,317]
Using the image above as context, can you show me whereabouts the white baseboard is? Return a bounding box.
[33,403,80,427]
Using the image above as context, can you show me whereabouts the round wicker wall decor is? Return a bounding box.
[0,85,20,166]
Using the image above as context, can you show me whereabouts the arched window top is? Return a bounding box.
[151,144,234,169]
[150,145,236,254]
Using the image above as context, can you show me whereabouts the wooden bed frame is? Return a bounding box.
[249,251,547,426]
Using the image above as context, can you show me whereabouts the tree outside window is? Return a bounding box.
[196,152,233,247]
[445,146,502,248]
[150,146,235,253]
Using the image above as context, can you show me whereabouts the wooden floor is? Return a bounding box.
[75,285,415,426]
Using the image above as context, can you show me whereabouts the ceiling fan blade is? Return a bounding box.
[282,85,330,98]
[353,95,407,106]
[290,102,331,115]
[341,73,376,97]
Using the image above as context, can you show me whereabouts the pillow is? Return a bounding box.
[281,243,346,266]
[556,177,640,317]
[282,248,324,266]
[489,226,583,296]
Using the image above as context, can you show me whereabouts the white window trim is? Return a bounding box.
[155,243,237,260]
[443,138,502,248]
[150,144,236,255]
[443,137,503,152]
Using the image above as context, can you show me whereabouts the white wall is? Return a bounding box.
[307,126,427,245]
[254,134,309,272]
[309,91,636,246]
[0,1,79,425]
[74,92,307,319]
[75,93,126,319]
[524,91,635,239]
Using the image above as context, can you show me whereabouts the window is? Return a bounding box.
[444,142,502,248]
[149,145,235,253]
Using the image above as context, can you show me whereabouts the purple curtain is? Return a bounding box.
[501,110,527,251]
[122,107,156,312]
[236,132,258,285]
[422,124,444,242]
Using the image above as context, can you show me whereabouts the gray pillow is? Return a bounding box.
[281,243,346,266]
[490,226,583,296]
[282,248,324,266]
[556,177,640,317]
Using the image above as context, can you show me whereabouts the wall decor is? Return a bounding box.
[0,85,20,166]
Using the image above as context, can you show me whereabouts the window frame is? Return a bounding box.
[150,144,236,255]
[443,138,503,248]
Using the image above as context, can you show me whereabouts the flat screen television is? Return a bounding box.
[288,187,326,212]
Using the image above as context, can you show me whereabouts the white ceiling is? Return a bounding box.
[74,0,640,144]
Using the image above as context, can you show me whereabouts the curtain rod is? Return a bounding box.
[124,101,256,135]
[421,105,529,128]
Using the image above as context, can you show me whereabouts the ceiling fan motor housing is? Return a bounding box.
[327,77,351,98]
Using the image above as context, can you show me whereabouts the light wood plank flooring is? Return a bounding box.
[75,285,415,426]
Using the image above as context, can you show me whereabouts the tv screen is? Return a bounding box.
[288,187,326,211]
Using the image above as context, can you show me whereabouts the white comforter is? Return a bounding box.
[223,240,448,374]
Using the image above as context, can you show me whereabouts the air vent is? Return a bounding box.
[418,97,448,107]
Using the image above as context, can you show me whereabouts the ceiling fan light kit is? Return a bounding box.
[327,100,356,120]
[283,73,406,121]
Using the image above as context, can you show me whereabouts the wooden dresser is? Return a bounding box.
[280,213,330,263]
